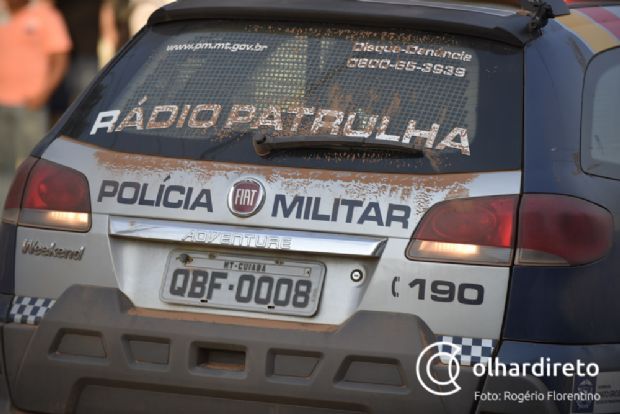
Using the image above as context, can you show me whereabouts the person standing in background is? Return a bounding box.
[98,0,129,67]
[98,0,171,67]
[0,0,71,199]
[55,0,102,103]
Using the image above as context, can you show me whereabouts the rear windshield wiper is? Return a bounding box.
[252,133,423,157]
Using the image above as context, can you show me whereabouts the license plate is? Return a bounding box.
[160,251,326,316]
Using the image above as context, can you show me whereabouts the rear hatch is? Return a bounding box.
[16,19,522,345]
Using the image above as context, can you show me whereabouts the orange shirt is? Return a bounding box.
[0,2,72,107]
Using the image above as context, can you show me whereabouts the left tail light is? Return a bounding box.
[2,157,91,232]
[2,157,38,224]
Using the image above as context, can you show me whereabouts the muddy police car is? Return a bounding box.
[1,0,620,413]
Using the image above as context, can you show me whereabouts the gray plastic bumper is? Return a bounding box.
[0,285,489,414]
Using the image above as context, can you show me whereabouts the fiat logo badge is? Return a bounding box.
[228,178,266,217]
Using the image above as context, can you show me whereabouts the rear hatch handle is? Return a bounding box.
[109,216,388,258]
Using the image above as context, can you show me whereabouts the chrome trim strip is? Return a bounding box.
[109,216,387,257]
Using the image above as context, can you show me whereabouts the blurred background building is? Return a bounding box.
[0,0,173,204]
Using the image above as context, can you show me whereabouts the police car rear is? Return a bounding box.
[0,0,606,412]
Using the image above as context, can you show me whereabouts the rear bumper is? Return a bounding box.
[3,286,616,414]
[0,285,484,414]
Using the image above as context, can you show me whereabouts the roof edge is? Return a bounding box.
[148,0,543,46]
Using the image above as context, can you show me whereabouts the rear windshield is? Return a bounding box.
[60,20,523,174]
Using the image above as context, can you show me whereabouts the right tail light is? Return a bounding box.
[515,194,612,266]
[406,195,518,266]
[406,194,612,267]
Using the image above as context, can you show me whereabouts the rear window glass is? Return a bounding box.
[61,20,523,174]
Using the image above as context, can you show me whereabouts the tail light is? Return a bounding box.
[406,194,612,267]
[0,158,38,295]
[2,157,38,224]
[406,196,518,266]
[515,194,612,266]
[2,158,91,232]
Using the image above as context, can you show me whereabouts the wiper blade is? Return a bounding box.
[252,133,423,157]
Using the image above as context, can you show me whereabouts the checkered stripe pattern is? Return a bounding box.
[437,335,496,366]
[9,296,56,325]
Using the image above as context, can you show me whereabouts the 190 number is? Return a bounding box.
[408,278,484,305]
